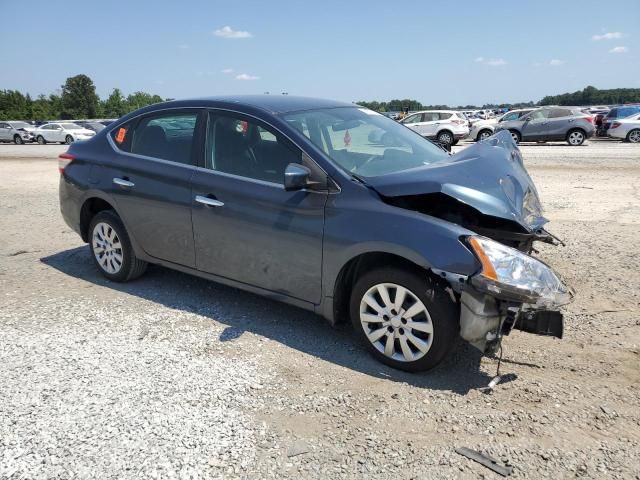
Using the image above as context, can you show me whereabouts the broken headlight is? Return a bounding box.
[468,236,572,307]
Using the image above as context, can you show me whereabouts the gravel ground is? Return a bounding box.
[1,139,639,479]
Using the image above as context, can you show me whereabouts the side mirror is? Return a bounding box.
[284,163,311,191]
[523,116,531,122]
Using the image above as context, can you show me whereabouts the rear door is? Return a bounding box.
[190,110,326,303]
[420,112,441,137]
[0,123,11,141]
[546,108,574,140]
[102,109,202,267]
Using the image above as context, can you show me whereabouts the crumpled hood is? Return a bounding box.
[366,130,548,231]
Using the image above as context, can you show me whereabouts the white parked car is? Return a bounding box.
[469,109,536,141]
[607,113,640,143]
[34,122,96,145]
[399,110,469,145]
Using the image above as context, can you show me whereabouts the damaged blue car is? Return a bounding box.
[59,96,572,372]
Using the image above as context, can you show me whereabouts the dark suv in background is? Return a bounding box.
[495,106,595,145]
[598,105,640,137]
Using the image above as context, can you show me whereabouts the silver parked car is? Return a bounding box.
[607,112,640,143]
[495,107,596,145]
[0,121,36,144]
[469,109,536,142]
[34,122,96,144]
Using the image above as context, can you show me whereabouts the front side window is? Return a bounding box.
[402,114,422,124]
[205,112,301,184]
[501,112,519,122]
[283,107,451,178]
[128,111,198,164]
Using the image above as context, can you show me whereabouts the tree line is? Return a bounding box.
[358,86,640,112]
[0,74,167,121]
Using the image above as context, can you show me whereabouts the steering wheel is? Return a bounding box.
[354,154,381,173]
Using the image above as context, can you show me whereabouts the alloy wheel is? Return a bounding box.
[479,130,491,141]
[438,133,453,144]
[65,135,73,145]
[628,129,640,143]
[359,283,434,362]
[37,136,45,145]
[92,222,123,274]
[568,131,585,145]
[14,136,24,145]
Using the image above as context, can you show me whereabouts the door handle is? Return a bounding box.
[195,195,224,207]
[113,177,135,188]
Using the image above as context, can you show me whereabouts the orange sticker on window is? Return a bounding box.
[115,127,127,144]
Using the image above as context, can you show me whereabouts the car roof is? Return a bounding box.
[160,95,354,114]
[411,110,458,114]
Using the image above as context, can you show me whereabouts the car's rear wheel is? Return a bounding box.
[350,267,458,372]
[626,129,640,143]
[566,129,586,146]
[436,130,454,145]
[65,135,74,145]
[89,210,147,282]
[509,130,521,144]
[13,135,24,145]
[36,135,46,145]
[477,129,492,141]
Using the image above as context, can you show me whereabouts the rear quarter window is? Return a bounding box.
[110,122,134,152]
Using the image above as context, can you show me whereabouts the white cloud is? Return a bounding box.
[609,46,628,54]
[592,32,622,41]
[549,59,565,66]
[222,68,234,74]
[214,26,253,39]
[486,58,507,66]
[475,57,507,66]
[236,73,260,80]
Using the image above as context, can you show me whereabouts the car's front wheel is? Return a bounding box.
[566,129,586,146]
[477,129,492,141]
[65,135,74,145]
[509,130,521,144]
[350,267,458,372]
[36,135,46,145]
[89,210,147,282]
[14,135,24,145]
[626,129,640,143]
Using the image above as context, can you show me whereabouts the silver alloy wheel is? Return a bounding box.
[628,129,640,143]
[65,135,73,144]
[37,136,45,145]
[479,130,492,141]
[92,222,123,274]
[438,132,453,144]
[568,131,584,145]
[14,136,23,145]
[359,283,434,362]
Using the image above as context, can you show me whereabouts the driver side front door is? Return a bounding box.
[520,111,549,141]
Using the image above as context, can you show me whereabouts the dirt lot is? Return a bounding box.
[1,140,639,479]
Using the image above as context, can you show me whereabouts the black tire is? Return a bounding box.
[436,130,454,145]
[350,267,459,372]
[14,135,24,145]
[88,210,147,282]
[626,128,640,143]
[65,135,74,145]
[36,135,46,145]
[509,130,521,144]
[451,139,459,146]
[476,129,492,141]
[566,129,586,146]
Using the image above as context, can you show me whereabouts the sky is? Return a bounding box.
[1,0,638,106]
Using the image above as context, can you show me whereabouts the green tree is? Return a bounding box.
[103,88,127,118]
[125,91,164,112]
[61,74,99,119]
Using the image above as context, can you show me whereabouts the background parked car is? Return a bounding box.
[495,106,595,145]
[607,113,640,143]
[400,110,469,145]
[599,105,640,137]
[75,121,106,133]
[34,122,96,144]
[469,108,535,141]
[0,121,36,144]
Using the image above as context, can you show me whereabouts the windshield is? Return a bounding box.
[282,107,451,178]
[61,123,82,130]
[9,122,30,129]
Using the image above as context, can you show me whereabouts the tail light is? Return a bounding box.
[583,116,593,124]
[451,119,466,125]
[611,122,621,129]
[58,152,75,175]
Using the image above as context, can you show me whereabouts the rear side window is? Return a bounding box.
[112,111,199,165]
[548,109,573,118]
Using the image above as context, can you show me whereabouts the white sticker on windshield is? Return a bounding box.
[358,108,382,116]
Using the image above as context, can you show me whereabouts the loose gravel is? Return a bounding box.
[1,140,639,479]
